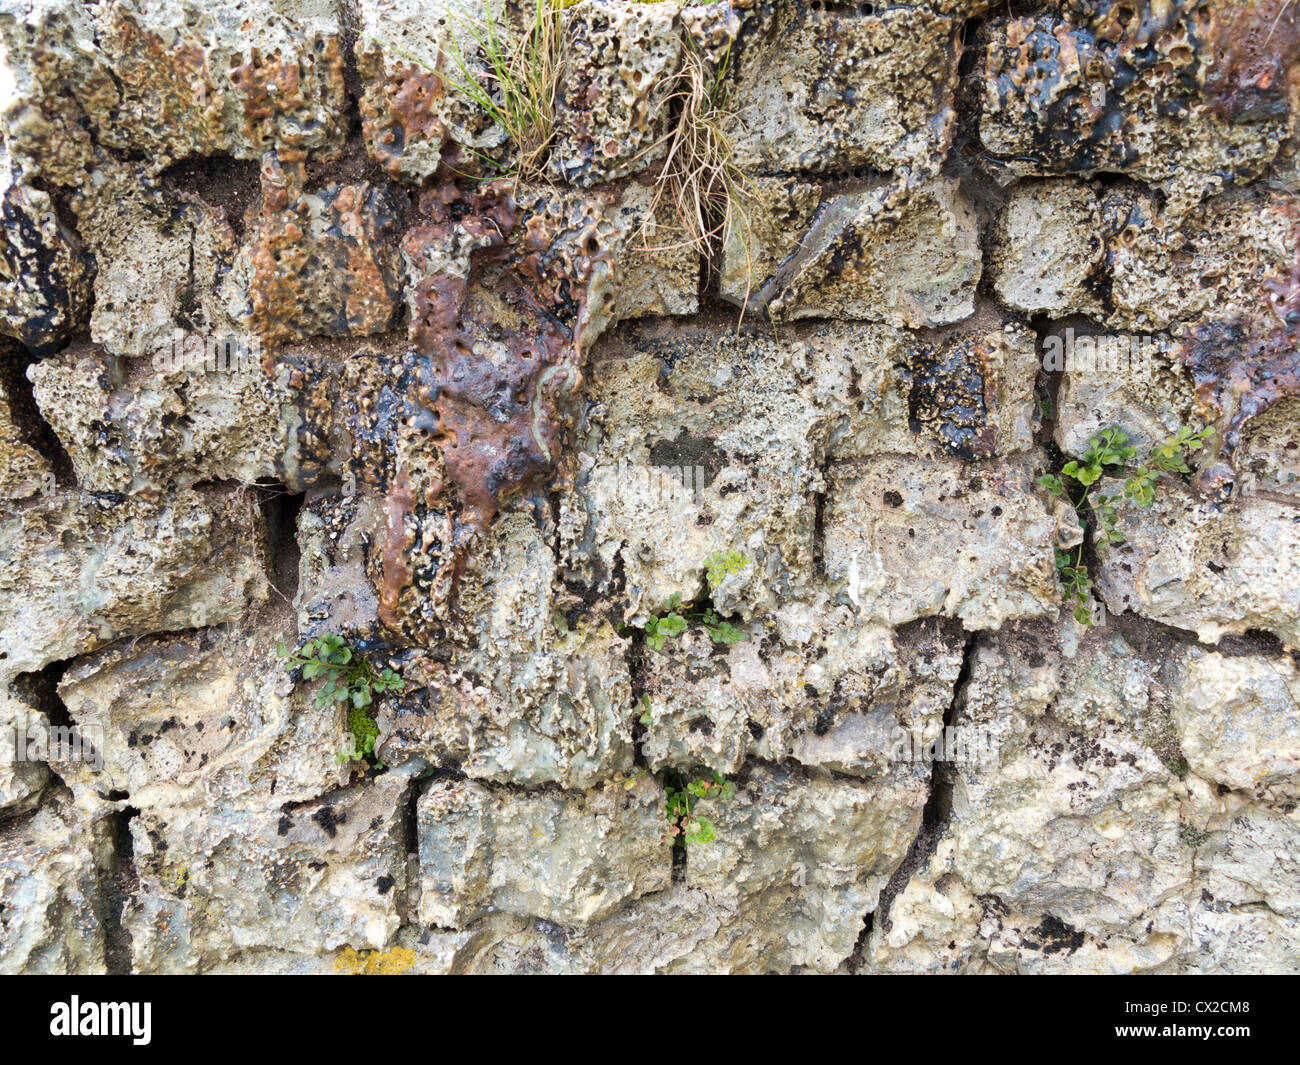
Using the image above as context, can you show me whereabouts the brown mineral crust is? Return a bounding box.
[245,150,404,353]
[97,9,225,162]
[248,152,312,359]
[406,181,612,533]
[1204,0,1300,122]
[378,463,418,635]
[357,55,449,177]
[379,178,615,629]
[230,37,345,154]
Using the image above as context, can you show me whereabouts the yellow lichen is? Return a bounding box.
[333,946,418,975]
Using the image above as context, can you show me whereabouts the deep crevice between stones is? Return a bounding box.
[97,804,139,975]
[850,627,981,969]
[0,343,76,488]
[254,480,306,602]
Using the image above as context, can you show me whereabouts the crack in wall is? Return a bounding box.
[852,626,982,969]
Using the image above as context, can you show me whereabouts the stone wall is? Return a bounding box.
[0,0,1298,973]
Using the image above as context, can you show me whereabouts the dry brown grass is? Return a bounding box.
[635,33,751,265]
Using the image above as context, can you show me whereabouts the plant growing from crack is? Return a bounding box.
[606,763,735,845]
[439,0,750,262]
[1038,424,1212,625]
[664,769,734,846]
[641,591,747,651]
[705,548,750,590]
[633,21,752,263]
[278,634,405,765]
[444,0,567,181]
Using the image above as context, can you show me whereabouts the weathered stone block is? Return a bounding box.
[1095,485,1300,647]
[29,343,330,493]
[980,4,1295,216]
[0,487,270,679]
[824,457,1072,631]
[549,0,681,186]
[1169,647,1300,802]
[722,176,982,327]
[725,1,959,176]
[125,768,413,973]
[988,179,1104,317]
[0,795,106,973]
[55,630,345,812]
[416,774,670,928]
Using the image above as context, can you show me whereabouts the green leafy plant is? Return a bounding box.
[1038,424,1212,625]
[665,770,734,846]
[641,591,746,651]
[705,548,750,591]
[278,635,405,764]
[644,595,689,651]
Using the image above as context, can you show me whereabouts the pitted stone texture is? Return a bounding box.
[416,774,670,929]
[0,794,106,973]
[0,689,50,814]
[563,318,1040,626]
[29,344,330,493]
[1094,483,1300,647]
[124,768,413,973]
[638,611,963,777]
[0,159,90,354]
[681,762,928,973]
[979,3,1296,217]
[1235,397,1300,499]
[233,155,406,351]
[549,0,681,186]
[71,159,239,359]
[824,457,1074,631]
[55,629,346,813]
[1168,647,1300,802]
[989,179,1104,317]
[723,176,982,327]
[0,0,118,185]
[92,0,347,168]
[718,175,820,308]
[377,507,636,790]
[398,181,696,331]
[0,365,50,501]
[1101,186,1300,333]
[0,487,270,680]
[870,623,1300,974]
[725,1,959,176]
[867,623,1191,974]
[356,0,507,181]
[1052,334,1199,459]
[608,183,700,321]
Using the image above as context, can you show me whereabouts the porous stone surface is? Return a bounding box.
[1095,483,1300,647]
[989,179,1104,318]
[417,773,670,928]
[978,1,1298,217]
[722,175,983,326]
[1,0,1299,975]
[0,151,89,353]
